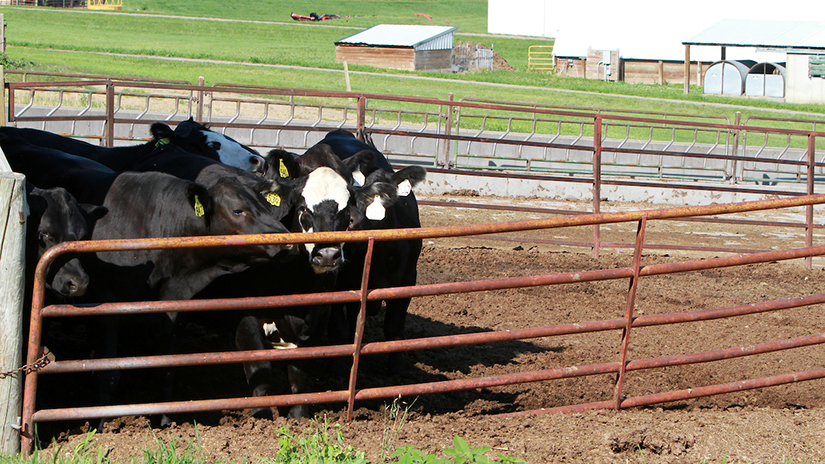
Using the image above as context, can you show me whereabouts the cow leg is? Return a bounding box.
[235,315,274,420]
[152,314,177,426]
[283,361,313,419]
[89,314,120,431]
[384,297,411,375]
[326,304,352,379]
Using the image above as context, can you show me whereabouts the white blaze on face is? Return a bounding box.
[366,195,387,221]
[302,167,350,214]
[202,130,266,172]
[300,167,350,253]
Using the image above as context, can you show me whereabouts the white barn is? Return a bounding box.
[488,0,825,102]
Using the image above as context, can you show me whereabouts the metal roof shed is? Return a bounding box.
[682,19,825,102]
[335,25,457,72]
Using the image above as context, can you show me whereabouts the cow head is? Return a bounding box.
[28,186,107,297]
[265,145,382,274]
[195,176,293,262]
[353,165,427,228]
[150,119,267,174]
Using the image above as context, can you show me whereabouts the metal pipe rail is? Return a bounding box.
[19,194,825,453]
[6,79,825,261]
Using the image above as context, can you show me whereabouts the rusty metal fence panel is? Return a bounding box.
[5,76,825,262]
[18,195,825,453]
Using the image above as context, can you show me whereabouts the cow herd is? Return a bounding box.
[1,120,426,424]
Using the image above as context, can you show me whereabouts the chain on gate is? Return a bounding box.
[0,349,52,379]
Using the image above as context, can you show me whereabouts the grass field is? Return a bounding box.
[0,0,824,123]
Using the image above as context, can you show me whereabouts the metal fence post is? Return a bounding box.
[730,111,741,184]
[439,93,454,168]
[806,134,816,269]
[105,80,114,148]
[346,238,375,422]
[592,116,602,259]
[614,216,647,409]
[196,76,205,124]
[356,96,366,141]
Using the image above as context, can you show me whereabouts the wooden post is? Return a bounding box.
[343,61,352,93]
[1,65,5,127]
[658,60,664,85]
[0,168,26,455]
[684,45,690,94]
[196,76,204,124]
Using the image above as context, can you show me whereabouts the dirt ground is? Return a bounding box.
[32,194,825,463]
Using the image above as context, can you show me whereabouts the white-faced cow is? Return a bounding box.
[214,142,394,420]
[0,117,266,175]
[313,129,427,376]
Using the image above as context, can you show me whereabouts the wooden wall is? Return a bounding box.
[335,45,451,72]
[585,48,620,82]
[621,59,709,86]
[554,55,710,86]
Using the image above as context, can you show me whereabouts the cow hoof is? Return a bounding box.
[285,405,311,420]
[251,407,274,420]
[159,414,175,427]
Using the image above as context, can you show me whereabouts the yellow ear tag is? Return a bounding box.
[266,192,281,206]
[279,159,289,178]
[155,137,170,147]
[193,195,205,217]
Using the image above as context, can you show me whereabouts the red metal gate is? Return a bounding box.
[20,195,825,453]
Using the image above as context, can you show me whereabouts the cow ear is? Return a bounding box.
[186,184,214,224]
[343,150,375,186]
[256,178,294,211]
[150,122,175,142]
[80,204,108,220]
[266,149,301,181]
[391,166,427,196]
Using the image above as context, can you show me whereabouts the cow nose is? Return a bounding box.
[52,259,90,297]
[311,246,342,272]
[250,155,265,173]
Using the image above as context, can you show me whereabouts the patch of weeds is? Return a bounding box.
[143,422,206,464]
[0,53,35,70]
[270,416,367,464]
[391,436,527,463]
[381,396,415,462]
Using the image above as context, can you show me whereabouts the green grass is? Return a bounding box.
[121,0,491,33]
[2,0,824,125]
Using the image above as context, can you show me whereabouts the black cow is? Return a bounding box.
[25,183,106,300]
[315,129,427,376]
[3,133,293,424]
[213,142,394,420]
[0,117,266,174]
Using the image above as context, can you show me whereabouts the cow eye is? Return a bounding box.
[298,209,314,231]
[38,230,54,245]
[233,209,247,217]
[207,141,221,150]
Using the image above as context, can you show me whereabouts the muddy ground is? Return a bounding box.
[32,194,825,463]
